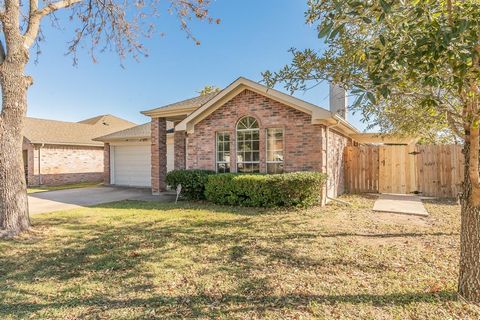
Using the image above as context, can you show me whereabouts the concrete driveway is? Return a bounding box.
[28,186,164,215]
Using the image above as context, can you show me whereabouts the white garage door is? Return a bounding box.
[111,141,174,188]
[112,145,152,187]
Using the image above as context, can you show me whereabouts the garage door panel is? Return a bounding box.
[112,145,151,187]
[111,142,173,188]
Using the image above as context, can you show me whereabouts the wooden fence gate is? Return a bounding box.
[345,144,464,197]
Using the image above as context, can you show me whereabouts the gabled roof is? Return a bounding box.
[23,115,136,147]
[78,114,135,128]
[141,92,218,119]
[175,77,344,133]
[94,123,152,142]
[94,122,175,142]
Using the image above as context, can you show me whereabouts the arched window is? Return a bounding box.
[236,116,260,173]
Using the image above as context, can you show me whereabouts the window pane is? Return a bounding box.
[237,121,247,130]
[237,153,244,163]
[273,140,283,151]
[216,132,230,173]
[267,163,284,174]
[238,142,245,152]
[237,131,245,140]
[273,151,284,162]
[217,163,230,173]
[267,150,274,162]
[266,128,284,172]
[237,117,260,172]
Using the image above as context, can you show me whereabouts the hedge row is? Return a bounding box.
[204,172,326,207]
[166,170,326,207]
[165,169,215,200]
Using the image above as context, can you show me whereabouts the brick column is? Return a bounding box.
[151,117,167,194]
[174,130,186,170]
[103,143,111,185]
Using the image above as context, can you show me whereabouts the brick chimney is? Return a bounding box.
[329,83,348,121]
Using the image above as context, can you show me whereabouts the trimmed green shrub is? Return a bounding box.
[204,172,327,207]
[166,169,215,200]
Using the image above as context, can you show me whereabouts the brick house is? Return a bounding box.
[23,115,136,186]
[96,77,361,199]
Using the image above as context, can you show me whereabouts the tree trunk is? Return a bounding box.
[458,139,480,303]
[0,61,31,237]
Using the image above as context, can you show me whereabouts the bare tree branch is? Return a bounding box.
[23,0,83,49]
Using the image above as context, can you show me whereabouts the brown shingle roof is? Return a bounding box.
[23,115,136,147]
[94,123,151,141]
[141,92,218,116]
[94,122,176,142]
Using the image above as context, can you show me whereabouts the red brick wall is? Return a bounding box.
[22,139,35,186]
[186,89,324,173]
[326,129,351,197]
[151,117,167,193]
[103,143,111,185]
[174,130,186,170]
[25,144,104,186]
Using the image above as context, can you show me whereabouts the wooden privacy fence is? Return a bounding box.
[344,144,464,198]
[344,145,379,193]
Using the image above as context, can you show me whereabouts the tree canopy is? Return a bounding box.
[263,0,480,142]
[264,0,480,302]
[198,85,221,95]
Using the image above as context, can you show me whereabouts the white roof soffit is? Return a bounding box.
[314,114,360,135]
[175,77,332,133]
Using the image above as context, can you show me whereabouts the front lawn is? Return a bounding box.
[0,196,478,319]
[27,182,103,194]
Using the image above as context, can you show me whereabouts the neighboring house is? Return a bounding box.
[95,77,362,199]
[23,115,136,186]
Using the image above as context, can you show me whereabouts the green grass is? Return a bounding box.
[0,195,478,319]
[27,182,103,194]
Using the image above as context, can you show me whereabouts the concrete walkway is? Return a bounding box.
[373,193,428,217]
[28,186,174,215]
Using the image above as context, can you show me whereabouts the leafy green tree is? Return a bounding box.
[198,85,221,95]
[264,0,480,302]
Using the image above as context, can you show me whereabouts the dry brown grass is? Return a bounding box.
[0,195,478,319]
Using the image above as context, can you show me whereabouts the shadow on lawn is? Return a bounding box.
[1,291,458,318]
[319,232,459,238]
[95,199,285,216]
[0,200,463,318]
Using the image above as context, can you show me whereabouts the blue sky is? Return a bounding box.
[26,0,366,130]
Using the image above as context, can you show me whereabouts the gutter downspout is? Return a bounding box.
[38,143,44,185]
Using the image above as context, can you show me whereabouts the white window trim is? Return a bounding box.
[266,128,284,174]
[216,132,231,173]
[236,117,260,173]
